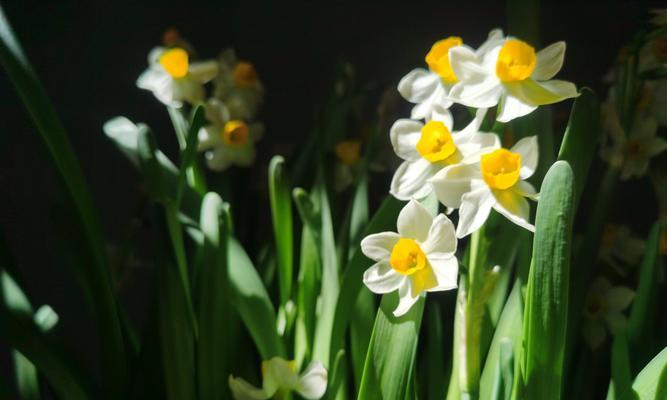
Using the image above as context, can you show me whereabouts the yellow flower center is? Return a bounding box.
[261,359,297,379]
[652,38,667,62]
[481,149,521,190]
[425,36,463,84]
[221,120,249,147]
[159,48,189,79]
[496,39,536,82]
[584,295,606,319]
[390,238,427,275]
[416,121,459,163]
[335,140,362,166]
[234,62,259,88]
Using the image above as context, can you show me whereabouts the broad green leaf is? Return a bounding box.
[425,302,447,400]
[490,339,515,400]
[557,88,600,208]
[350,288,375,390]
[0,6,126,392]
[196,193,232,400]
[327,350,347,400]
[269,156,294,308]
[619,347,667,400]
[357,293,425,400]
[522,161,575,400]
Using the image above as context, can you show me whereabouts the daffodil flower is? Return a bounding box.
[228,358,327,400]
[333,140,362,192]
[398,30,503,121]
[430,136,539,237]
[582,277,635,350]
[197,99,263,171]
[448,29,578,122]
[600,100,667,180]
[136,47,218,107]
[389,109,500,201]
[360,199,458,317]
[213,49,264,120]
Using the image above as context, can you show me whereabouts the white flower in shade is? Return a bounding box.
[213,49,264,120]
[389,109,500,201]
[333,140,362,192]
[448,29,578,122]
[136,47,218,107]
[650,8,667,26]
[599,224,646,272]
[360,199,458,317]
[229,358,327,400]
[430,136,539,238]
[398,30,503,121]
[600,101,667,180]
[582,277,635,350]
[197,99,263,171]
[639,37,667,73]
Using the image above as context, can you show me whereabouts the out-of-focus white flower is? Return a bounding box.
[333,140,362,192]
[198,99,263,171]
[642,80,667,127]
[650,8,667,26]
[582,277,635,350]
[398,30,503,121]
[430,136,539,237]
[136,47,218,107]
[600,100,667,180]
[229,358,327,400]
[213,49,264,120]
[360,200,458,317]
[599,224,646,272]
[639,37,667,73]
[389,109,500,201]
[448,29,578,122]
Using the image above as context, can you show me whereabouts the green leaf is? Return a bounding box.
[0,6,126,393]
[168,106,207,195]
[522,161,575,400]
[175,105,206,204]
[294,223,320,368]
[350,288,375,391]
[557,88,601,208]
[608,330,636,400]
[269,156,294,308]
[619,347,667,400]
[424,302,447,400]
[357,293,425,400]
[196,193,232,400]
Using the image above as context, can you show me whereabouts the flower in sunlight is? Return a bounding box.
[430,136,539,237]
[198,99,263,171]
[214,48,264,120]
[229,358,327,400]
[448,29,578,122]
[360,199,458,317]
[389,109,500,201]
[136,46,218,107]
[582,277,635,350]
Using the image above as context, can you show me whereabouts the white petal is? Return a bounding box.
[511,136,539,179]
[103,116,140,151]
[397,199,433,241]
[455,108,488,140]
[410,84,450,121]
[390,159,438,201]
[449,78,503,109]
[605,287,635,311]
[204,98,230,127]
[492,189,534,232]
[448,46,488,82]
[590,277,613,295]
[137,69,179,107]
[456,133,501,158]
[496,92,537,122]
[532,42,566,81]
[172,78,205,105]
[475,28,505,58]
[427,255,459,291]
[147,47,164,65]
[363,261,405,294]
[421,214,457,255]
[198,126,220,151]
[229,376,268,400]
[432,103,454,128]
[504,79,578,107]
[297,361,328,400]
[514,180,539,200]
[390,119,423,161]
[429,163,478,209]
[393,281,420,317]
[397,68,441,103]
[456,187,494,238]
[205,147,233,171]
[360,232,400,262]
[189,60,219,83]
[604,311,628,334]
[582,320,607,350]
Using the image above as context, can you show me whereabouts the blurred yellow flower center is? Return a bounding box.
[425,36,463,84]
[234,62,259,87]
[481,149,521,190]
[496,39,536,82]
[159,48,189,79]
[390,238,427,275]
[637,87,653,110]
[222,120,249,147]
[416,121,458,163]
[584,295,606,319]
[261,359,297,379]
[335,140,362,165]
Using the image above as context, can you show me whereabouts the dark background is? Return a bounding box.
[0,0,663,394]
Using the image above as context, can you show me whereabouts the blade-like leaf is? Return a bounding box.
[607,330,636,400]
[619,347,667,400]
[269,156,294,308]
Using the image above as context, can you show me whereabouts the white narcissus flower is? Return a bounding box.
[599,224,646,272]
[360,199,458,317]
[214,49,264,120]
[639,37,667,74]
[448,29,578,122]
[430,136,539,238]
[197,99,263,171]
[582,277,635,350]
[136,47,218,107]
[398,30,503,121]
[229,358,327,400]
[599,100,667,180]
[389,109,500,201]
